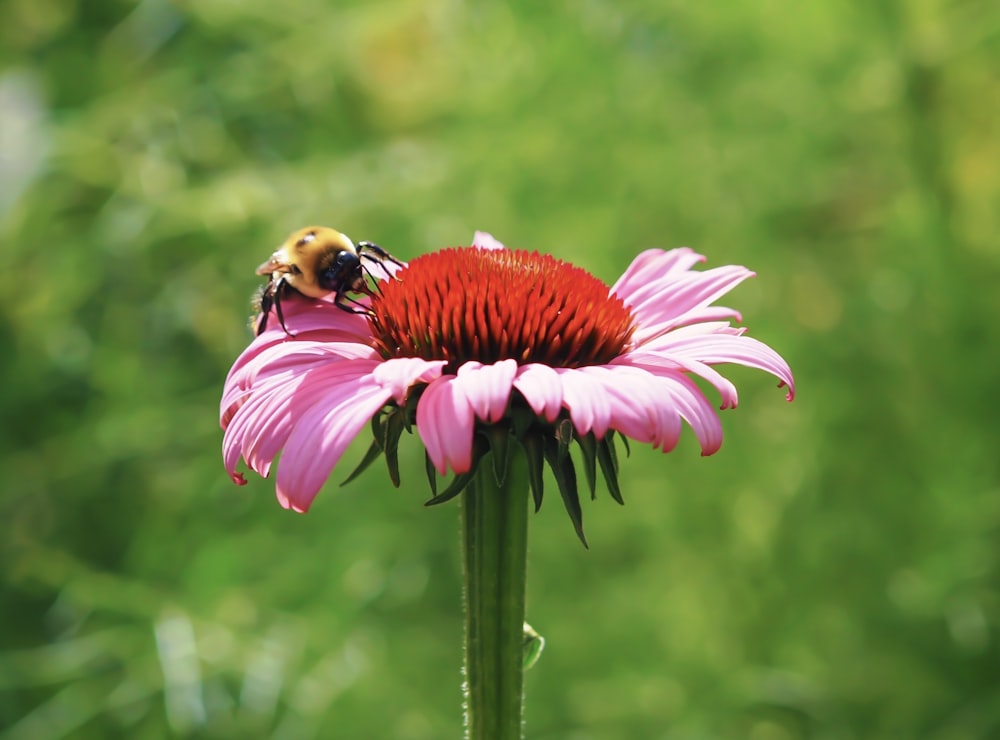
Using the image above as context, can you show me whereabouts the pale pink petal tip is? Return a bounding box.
[472,231,506,251]
[416,376,475,476]
[456,360,518,423]
[276,490,306,513]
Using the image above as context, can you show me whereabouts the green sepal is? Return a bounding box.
[604,430,620,475]
[575,432,599,500]
[369,410,386,446]
[509,404,538,439]
[424,452,438,496]
[519,433,546,513]
[424,468,476,506]
[382,409,407,488]
[400,389,421,432]
[620,433,631,458]
[486,424,511,486]
[340,438,385,486]
[545,438,588,548]
[597,435,625,506]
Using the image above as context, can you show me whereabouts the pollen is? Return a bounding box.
[369,247,636,371]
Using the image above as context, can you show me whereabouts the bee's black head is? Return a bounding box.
[318,249,362,292]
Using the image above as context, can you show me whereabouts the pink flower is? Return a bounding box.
[221,233,794,521]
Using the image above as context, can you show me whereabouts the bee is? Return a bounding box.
[253,225,404,336]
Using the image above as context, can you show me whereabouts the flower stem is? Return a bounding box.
[461,447,530,740]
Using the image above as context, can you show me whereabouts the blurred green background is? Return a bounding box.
[2,0,998,737]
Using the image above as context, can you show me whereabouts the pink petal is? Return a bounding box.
[222,340,378,425]
[567,364,722,454]
[454,360,517,423]
[656,305,745,331]
[252,362,382,476]
[364,255,407,282]
[416,376,476,476]
[648,372,724,454]
[373,357,448,404]
[513,363,563,422]
[472,231,506,251]
[576,366,677,447]
[616,351,741,409]
[641,332,796,401]
[275,381,392,512]
[610,248,705,299]
[224,360,383,483]
[625,266,756,344]
[554,369,613,439]
[653,321,743,340]
[223,375,302,479]
[252,295,374,342]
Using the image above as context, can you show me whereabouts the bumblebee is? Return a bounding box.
[254,226,403,336]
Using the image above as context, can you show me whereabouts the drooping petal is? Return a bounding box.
[416,376,475,475]
[575,365,672,446]
[454,360,517,423]
[646,372,725,454]
[223,372,306,480]
[616,351,741,409]
[513,363,563,422]
[639,331,796,401]
[251,362,383,477]
[224,360,384,483]
[555,368,614,439]
[275,381,392,512]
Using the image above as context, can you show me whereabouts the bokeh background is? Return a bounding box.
[2,0,998,737]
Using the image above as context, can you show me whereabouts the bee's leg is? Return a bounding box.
[255,289,273,336]
[273,281,295,337]
[358,241,406,269]
[334,290,375,315]
[360,265,387,295]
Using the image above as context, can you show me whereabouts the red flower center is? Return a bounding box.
[369,247,635,372]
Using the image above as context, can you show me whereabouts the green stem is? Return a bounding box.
[461,448,530,740]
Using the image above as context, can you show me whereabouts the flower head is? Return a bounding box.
[221,232,794,542]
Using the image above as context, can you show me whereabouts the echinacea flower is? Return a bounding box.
[221,232,794,540]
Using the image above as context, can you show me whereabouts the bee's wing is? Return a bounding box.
[256,250,292,276]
